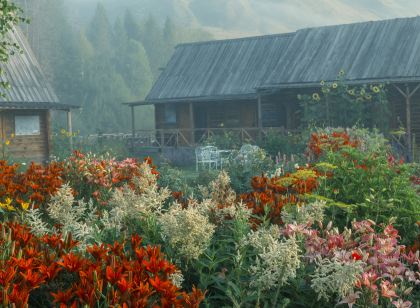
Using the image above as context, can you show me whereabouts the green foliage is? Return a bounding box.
[225,146,274,193]
[203,131,243,150]
[257,129,307,157]
[298,71,389,131]
[157,163,219,198]
[315,129,420,243]
[51,131,130,161]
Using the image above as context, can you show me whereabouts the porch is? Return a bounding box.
[128,127,297,149]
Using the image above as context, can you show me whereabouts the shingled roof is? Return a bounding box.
[265,16,420,88]
[0,27,77,110]
[143,16,420,104]
[145,33,293,103]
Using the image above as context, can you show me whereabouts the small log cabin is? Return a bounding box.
[0,27,77,163]
[127,16,420,156]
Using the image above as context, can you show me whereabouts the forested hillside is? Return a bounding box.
[14,0,211,134]
[65,0,420,36]
[13,0,420,134]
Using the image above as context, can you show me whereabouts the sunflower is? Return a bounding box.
[372,86,380,93]
[312,93,321,101]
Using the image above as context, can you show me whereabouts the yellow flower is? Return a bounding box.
[20,202,30,211]
[332,82,338,89]
[365,94,372,100]
[0,198,15,211]
[60,128,67,135]
[320,80,325,86]
[10,133,15,139]
[360,89,366,95]
[339,69,345,76]
[348,89,355,96]
[293,169,318,180]
[312,93,321,101]
[372,86,380,93]
[5,140,10,145]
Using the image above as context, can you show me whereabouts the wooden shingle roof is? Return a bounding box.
[266,16,420,88]
[0,27,77,110]
[144,16,420,104]
[145,33,293,103]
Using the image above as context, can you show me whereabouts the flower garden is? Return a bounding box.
[0,129,419,307]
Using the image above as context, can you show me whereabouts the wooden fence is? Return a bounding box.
[67,127,298,149]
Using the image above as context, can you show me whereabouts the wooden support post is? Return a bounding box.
[405,85,412,159]
[45,110,52,161]
[130,105,135,151]
[257,95,262,128]
[189,102,194,145]
[131,105,135,138]
[392,83,420,161]
[257,95,262,141]
[66,109,73,152]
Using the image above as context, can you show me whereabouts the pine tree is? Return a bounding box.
[141,15,166,78]
[86,3,113,55]
[123,10,142,42]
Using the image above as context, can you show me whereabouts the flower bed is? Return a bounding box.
[0,129,419,307]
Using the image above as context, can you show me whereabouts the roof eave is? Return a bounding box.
[259,76,420,91]
[125,93,258,106]
[0,102,80,110]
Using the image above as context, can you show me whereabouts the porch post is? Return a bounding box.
[131,105,135,138]
[66,109,73,152]
[130,105,136,151]
[189,102,194,145]
[257,94,262,128]
[257,94,263,141]
[405,85,412,158]
[392,83,420,161]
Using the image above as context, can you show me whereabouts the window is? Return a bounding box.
[15,115,41,136]
[164,105,177,124]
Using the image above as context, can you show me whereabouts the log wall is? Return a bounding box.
[0,110,50,162]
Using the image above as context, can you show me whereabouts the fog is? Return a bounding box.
[13,0,420,134]
[65,0,420,37]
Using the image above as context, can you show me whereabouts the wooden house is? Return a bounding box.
[0,27,77,162]
[127,16,420,156]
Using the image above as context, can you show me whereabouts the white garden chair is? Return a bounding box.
[195,146,219,171]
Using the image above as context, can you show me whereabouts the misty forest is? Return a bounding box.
[0,1,419,307]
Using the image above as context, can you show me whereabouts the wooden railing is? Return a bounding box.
[71,127,299,149]
[128,127,299,148]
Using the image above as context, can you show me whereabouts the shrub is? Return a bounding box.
[257,129,306,157]
[309,130,420,243]
[224,145,274,193]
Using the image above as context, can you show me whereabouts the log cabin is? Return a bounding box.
[0,27,78,163]
[126,16,420,157]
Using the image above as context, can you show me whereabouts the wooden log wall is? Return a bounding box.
[261,91,300,129]
[0,110,49,163]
